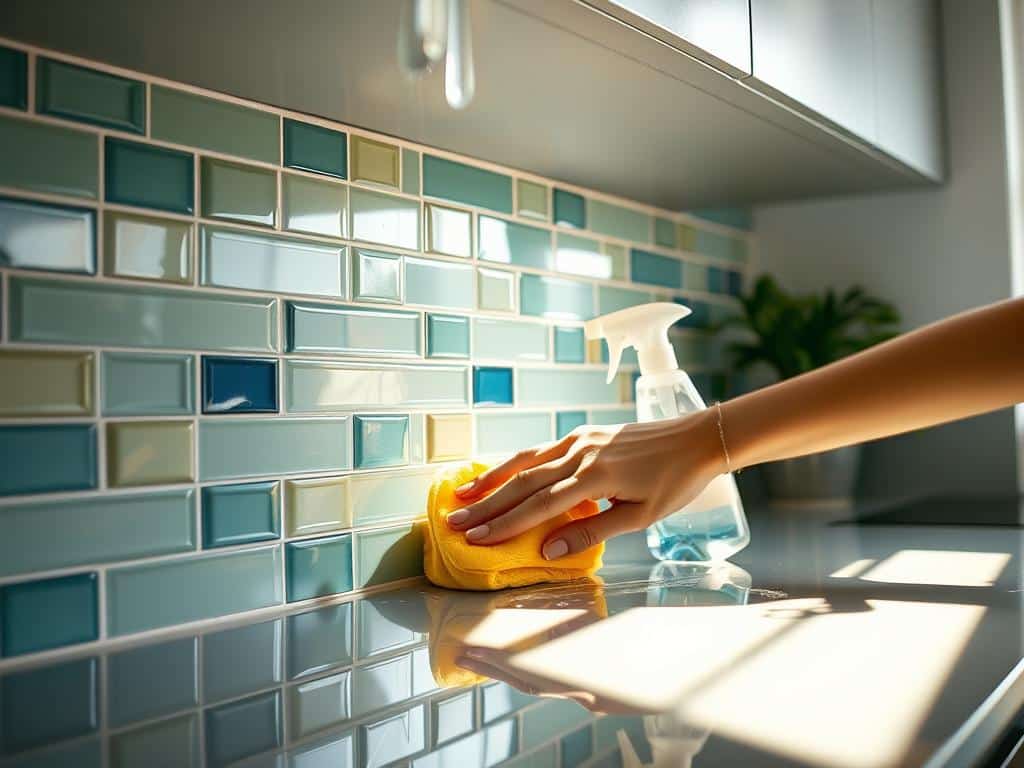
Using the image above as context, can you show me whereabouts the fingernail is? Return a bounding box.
[447,509,469,526]
[466,525,490,542]
[455,482,475,496]
[543,539,569,560]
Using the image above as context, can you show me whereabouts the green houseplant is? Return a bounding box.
[718,275,901,501]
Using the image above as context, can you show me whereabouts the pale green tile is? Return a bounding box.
[477,267,515,312]
[478,215,551,270]
[475,412,551,456]
[107,420,194,487]
[356,524,424,588]
[555,232,610,278]
[518,369,619,406]
[353,248,401,303]
[110,713,199,768]
[287,302,421,357]
[0,349,93,417]
[0,114,98,198]
[352,652,413,717]
[519,274,594,320]
[36,56,144,134]
[517,179,548,220]
[598,285,653,314]
[201,157,277,227]
[427,314,470,359]
[695,228,748,262]
[472,318,548,361]
[282,173,348,238]
[654,217,677,248]
[200,418,350,481]
[0,197,95,274]
[350,188,419,250]
[286,361,468,412]
[351,136,399,188]
[284,476,350,538]
[362,704,426,765]
[103,352,193,416]
[288,670,352,739]
[104,211,192,284]
[427,204,471,258]
[433,691,474,745]
[602,242,627,280]
[350,467,437,526]
[404,256,474,309]
[587,407,636,425]
[587,199,650,243]
[402,148,420,195]
[684,262,707,291]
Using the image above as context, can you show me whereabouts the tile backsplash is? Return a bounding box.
[0,38,754,664]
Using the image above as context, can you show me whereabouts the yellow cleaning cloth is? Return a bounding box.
[422,462,604,591]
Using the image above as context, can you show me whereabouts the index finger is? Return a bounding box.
[456,433,577,499]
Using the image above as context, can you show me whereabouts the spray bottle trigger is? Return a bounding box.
[605,338,623,384]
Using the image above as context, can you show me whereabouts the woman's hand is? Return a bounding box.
[446,409,726,559]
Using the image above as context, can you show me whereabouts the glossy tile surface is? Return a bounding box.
[349,467,437,526]
[0,573,97,656]
[351,136,399,188]
[286,360,467,412]
[517,179,548,220]
[287,302,421,356]
[284,476,350,537]
[353,248,401,303]
[0,489,195,578]
[103,210,192,283]
[0,658,97,751]
[0,349,93,417]
[556,232,610,278]
[473,366,513,406]
[522,699,591,749]
[357,596,422,659]
[37,57,144,133]
[108,637,198,726]
[518,369,619,406]
[202,355,278,413]
[205,690,282,767]
[696,228,747,262]
[414,719,517,768]
[286,603,353,678]
[106,420,194,487]
[202,481,280,548]
[603,241,628,280]
[350,187,419,250]
[556,410,587,438]
[351,651,412,716]
[402,148,421,194]
[0,45,27,109]
[110,713,199,768]
[473,317,548,361]
[103,352,193,415]
[289,670,351,739]
[478,215,552,270]
[151,86,278,164]
[477,267,515,312]
[0,424,96,495]
[553,326,585,364]
[0,114,97,199]
[354,414,409,469]
[422,155,512,213]
[587,199,650,242]
[475,412,551,455]
[107,544,283,635]
[105,137,193,214]
[630,248,682,289]
[0,196,95,273]
[598,285,653,314]
[404,256,474,309]
[427,203,471,258]
[654,216,677,248]
[553,188,585,229]
[519,273,595,320]
[356,524,423,588]
[426,413,472,462]
[434,691,475,744]
[427,314,470,359]
[362,704,426,767]
[283,173,348,238]
[203,618,283,703]
[199,418,350,481]
[283,119,347,178]
[286,534,354,602]
[201,157,277,227]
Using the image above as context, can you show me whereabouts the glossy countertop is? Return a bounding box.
[3,501,1024,768]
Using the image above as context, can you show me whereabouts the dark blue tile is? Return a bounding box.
[203,618,283,703]
[0,46,27,110]
[353,414,409,469]
[0,657,97,754]
[204,690,281,768]
[556,411,587,439]
[105,137,194,214]
[630,248,682,289]
[727,269,743,297]
[287,602,353,679]
[553,188,585,229]
[0,424,97,496]
[554,326,585,363]
[0,573,97,657]
[202,481,280,548]
[202,356,278,414]
[674,298,710,329]
[473,367,513,406]
[283,119,347,179]
[707,265,725,294]
[108,636,198,727]
[286,534,353,603]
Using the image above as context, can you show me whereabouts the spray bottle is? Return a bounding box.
[584,302,749,562]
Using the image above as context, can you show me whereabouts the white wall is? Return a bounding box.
[753,0,1020,498]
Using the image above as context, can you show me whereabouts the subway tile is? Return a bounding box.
[602,241,628,280]
[110,713,199,768]
[104,210,192,283]
[351,136,400,188]
[410,412,427,464]
[475,412,551,456]
[688,207,753,230]
[695,228,747,262]
[285,476,350,537]
[433,691,475,744]
[411,645,438,696]
[404,256,474,309]
[478,215,552,270]
[0,349,93,417]
[556,410,587,438]
[286,534,353,602]
[473,317,548,362]
[502,745,556,768]
[287,729,354,767]
[677,222,697,251]
[201,157,277,227]
[517,179,548,220]
[287,301,421,357]
[203,356,278,414]
[561,726,593,767]
[205,690,282,768]
[588,199,650,243]
[630,248,682,289]
[105,137,193,214]
[553,326,585,364]
[520,273,595,321]
[152,86,278,164]
[684,261,707,291]
[357,596,423,658]
[202,481,280,548]
[199,418,350,481]
[473,366,513,406]
[477,267,515,312]
[707,265,724,293]
[423,155,512,213]
[426,413,472,462]
[283,173,348,238]
[288,671,351,740]
[361,704,426,767]
[351,651,412,716]
[414,719,517,768]
[0,489,195,578]
[352,248,401,303]
[427,204,471,258]
[287,602,353,679]
[654,217,677,249]
[350,187,419,250]
[518,369,619,406]
[553,188,585,229]
[203,619,283,704]
[107,544,283,635]
[0,46,27,109]
[283,119,347,179]
[103,352,194,415]
[354,414,409,469]
[0,657,97,752]
[727,269,744,296]
[587,407,635,425]
[556,232,610,278]
[356,524,423,588]
[427,314,470,359]
[109,637,198,727]
[0,424,96,496]
[37,57,144,133]
[350,467,436,527]
[598,285,653,314]
[0,573,97,657]
[521,699,591,750]
[107,420,194,487]
[286,360,467,413]
[402,148,421,194]
[0,114,97,199]
[0,196,95,274]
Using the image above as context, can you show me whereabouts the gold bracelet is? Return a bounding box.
[714,401,734,474]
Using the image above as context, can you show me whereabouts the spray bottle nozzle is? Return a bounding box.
[584,302,690,383]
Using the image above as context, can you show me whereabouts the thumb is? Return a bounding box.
[542,501,648,560]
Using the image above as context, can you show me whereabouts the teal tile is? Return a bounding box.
[109,637,198,726]
[687,207,753,230]
[199,418,350,481]
[107,545,283,636]
[1,573,97,656]
[0,196,95,274]
[561,725,593,766]
[473,317,548,361]
[0,489,195,578]
[202,481,280,548]
[350,467,437,526]
[556,410,587,438]
[654,217,677,248]
[201,225,346,299]
[283,173,348,238]
[288,670,351,740]
[427,314,470,359]
[413,719,517,767]
[287,603,352,679]
[402,148,420,194]
[0,658,97,752]
[351,651,412,716]
[422,155,512,213]
[103,211,192,284]
[478,215,552,270]
[502,744,556,768]
[475,412,551,455]
[354,414,409,468]
[0,424,96,496]
[10,277,278,352]
[518,369,619,406]
[695,228,748,262]
[0,114,97,199]
[361,704,426,766]
[357,595,422,658]
[598,285,653,314]
[152,86,279,164]
[404,256,474,309]
[478,267,515,312]
[555,232,609,278]
[433,691,474,744]
[522,699,591,749]
[287,301,421,356]
[427,204,471,258]
[288,729,354,765]
[286,534,353,602]
[201,157,277,227]
[482,682,534,723]
[588,199,650,243]
[0,46,27,109]
[103,352,194,415]
[356,524,423,588]
[110,713,199,768]
[37,57,144,133]
[284,119,347,179]
[587,407,636,424]
[353,248,401,303]
[205,690,282,767]
[286,360,468,412]
[553,326,585,363]
[350,188,420,250]
[519,273,595,320]
[105,137,193,214]
[630,248,682,289]
[203,619,283,703]
[553,188,584,229]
